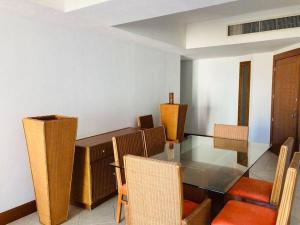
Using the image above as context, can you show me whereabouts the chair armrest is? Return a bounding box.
[182,198,211,225]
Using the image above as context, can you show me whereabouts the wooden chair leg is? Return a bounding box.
[116,192,123,223]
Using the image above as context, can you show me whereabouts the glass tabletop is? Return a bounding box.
[111,135,270,194]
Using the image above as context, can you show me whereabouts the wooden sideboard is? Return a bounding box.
[71,127,139,209]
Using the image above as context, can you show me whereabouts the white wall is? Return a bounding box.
[244,53,273,143]
[181,57,239,135]
[181,52,273,143]
[186,5,300,49]
[0,11,180,212]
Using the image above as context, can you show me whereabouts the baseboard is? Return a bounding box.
[0,200,36,224]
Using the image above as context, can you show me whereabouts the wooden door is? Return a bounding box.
[271,55,300,152]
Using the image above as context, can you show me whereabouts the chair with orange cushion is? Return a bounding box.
[212,152,300,225]
[123,155,211,225]
[227,137,294,207]
[112,131,146,223]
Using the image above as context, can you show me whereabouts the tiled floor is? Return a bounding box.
[9,197,125,225]
[10,151,300,225]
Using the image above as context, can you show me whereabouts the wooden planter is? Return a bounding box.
[160,104,188,142]
[23,115,78,225]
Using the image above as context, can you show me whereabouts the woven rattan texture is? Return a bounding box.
[143,126,166,157]
[214,124,249,141]
[124,155,183,225]
[137,115,154,129]
[276,152,300,225]
[270,137,294,206]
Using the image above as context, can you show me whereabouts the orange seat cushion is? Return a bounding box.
[228,177,273,203]
[183,200,199,218]
[212,200,277,225]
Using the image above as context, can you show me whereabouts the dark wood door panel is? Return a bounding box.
[272,56,300,147]
[238,61,251,126]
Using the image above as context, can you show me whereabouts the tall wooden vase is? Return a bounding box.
[160,93,188,142]
[23,115,78,225]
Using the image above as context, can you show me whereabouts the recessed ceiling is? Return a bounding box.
[67,0,237,26]
[2,0,300,58]
[1,0,236,28]
[128,0,300,26]
[183,37,300,59]
[116,0,300,48]
[32,0,112,12]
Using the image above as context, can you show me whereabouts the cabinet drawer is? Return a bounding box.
[90,142,113,162]
[91,156,117,202]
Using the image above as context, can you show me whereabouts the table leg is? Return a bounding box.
[207,191,225,219]
[183,184,225,220]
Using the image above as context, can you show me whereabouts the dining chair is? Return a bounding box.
[112,131,146,223]
[137,114,154,129]
[227,137,294,207]
[142,126,166,157]
[214,124,249,141]
[212,152,300,225]
[123,155,211,225]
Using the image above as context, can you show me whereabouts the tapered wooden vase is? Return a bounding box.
[23,115,78,225]
[160,93,188,142]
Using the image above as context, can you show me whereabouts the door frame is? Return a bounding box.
[270,48,300,146]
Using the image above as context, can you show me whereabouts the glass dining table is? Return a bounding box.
[112,135,270,194]
[111,135,270,216]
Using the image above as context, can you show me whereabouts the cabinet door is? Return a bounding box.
[71,147,92,206]
[90,142,114,162]
[91,155,116,203]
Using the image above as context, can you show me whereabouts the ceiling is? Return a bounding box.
[31,0,112,12]
[0,0,237,26]
[29,0,300,26]
[31,0,237,26]
[2,0,300,59]
[183,37,300,59]
[116,0,300,48]
[117,0,300,26]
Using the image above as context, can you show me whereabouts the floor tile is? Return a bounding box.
[9,197,125,225]
[291,216,300,225]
